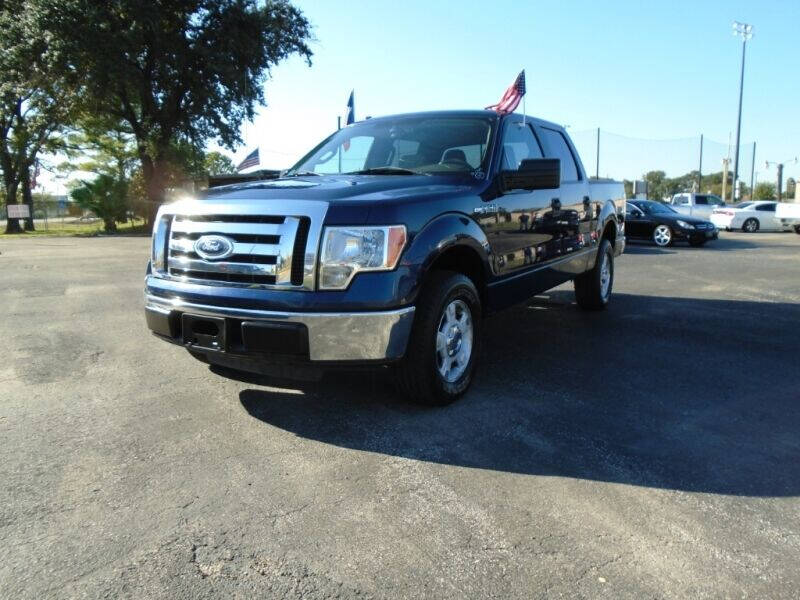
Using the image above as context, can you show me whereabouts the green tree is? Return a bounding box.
[204,152,236,175]
[753,182,777,200]
[643,170,667,201]
[70,175,129,232]
[40,0,312,228]
[0,0,74,233]
[58,117,138,182]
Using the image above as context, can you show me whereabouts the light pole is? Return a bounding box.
[765,157,798,201]
[731,21,753,201]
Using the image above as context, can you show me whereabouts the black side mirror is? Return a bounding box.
[501,158,560,192]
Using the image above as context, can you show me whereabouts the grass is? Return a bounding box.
[1,219,149,237]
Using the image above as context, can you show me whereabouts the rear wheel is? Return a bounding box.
[653,224,672,246]
[574,239,614,311]
[794,225,800,235]
[742,218,759,233]
[394,271,482,405]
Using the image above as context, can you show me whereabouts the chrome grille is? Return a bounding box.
[167,214,301,288]
[155,199,328,291]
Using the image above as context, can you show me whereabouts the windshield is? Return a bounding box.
[288,115,496,176]
[634,201,677,215]
[734,201,753,209]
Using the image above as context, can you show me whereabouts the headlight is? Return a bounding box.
[676,220,695,230]
[319,225,407,290]
[151,216,170,274]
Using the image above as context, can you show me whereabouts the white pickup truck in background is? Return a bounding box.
[669,193,726,219]
[775,202,800,234]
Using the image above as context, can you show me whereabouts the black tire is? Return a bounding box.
[794,225,800,235]
[394,270,481,406]
[574,239,614,311]
[742,218,759,233]
[689,238,707,247]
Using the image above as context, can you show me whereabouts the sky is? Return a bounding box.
[44,0,800,193]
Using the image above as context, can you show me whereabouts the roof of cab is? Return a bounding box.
[348,109,564,131]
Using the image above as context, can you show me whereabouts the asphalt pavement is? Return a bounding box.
[1,231,799,599]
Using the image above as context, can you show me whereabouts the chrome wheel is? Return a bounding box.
[743,218,758,233]
[600,251,612,300]
[653,225,672,246]
[436,299,473,383]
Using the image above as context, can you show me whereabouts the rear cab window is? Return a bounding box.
[539,127,580,182]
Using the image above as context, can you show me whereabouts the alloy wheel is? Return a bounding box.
[600,251,612,300]
[653,225,672,246]
[436,299,473,383]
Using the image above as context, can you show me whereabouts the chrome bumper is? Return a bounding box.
[145,294,415,362]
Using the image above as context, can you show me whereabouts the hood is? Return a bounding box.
[199,174,479,205]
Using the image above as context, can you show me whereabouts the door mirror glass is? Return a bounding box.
[501,158,560,192]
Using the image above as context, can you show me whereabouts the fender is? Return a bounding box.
[398,212,492,304]
[587,198,624,269]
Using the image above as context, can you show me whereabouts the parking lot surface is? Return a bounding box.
[1,232,799,599]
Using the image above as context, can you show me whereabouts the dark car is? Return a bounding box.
[625,200,717,247]
[145,111,626,405]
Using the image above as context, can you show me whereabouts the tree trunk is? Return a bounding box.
[21,167,35,231]
[139,153,166,232]
[4,181,23,234]
[103,217,118,233]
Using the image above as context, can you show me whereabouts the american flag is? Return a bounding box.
[236,148,260,171]
[485,70,526,115]
[345,90,355,126]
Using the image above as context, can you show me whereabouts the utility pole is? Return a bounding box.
[749,141,756,199]
[721,157,730,203]
[731,22,753,201]
[765,158,799,202]
[698,134,703,191]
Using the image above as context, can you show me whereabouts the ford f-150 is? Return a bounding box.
[145,110,626,404]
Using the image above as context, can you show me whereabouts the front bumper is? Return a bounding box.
[145,293,415,362]
[674,227,718,241]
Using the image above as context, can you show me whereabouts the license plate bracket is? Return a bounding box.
[182,314,226,352]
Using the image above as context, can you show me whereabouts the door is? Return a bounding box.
[536,126,591,271]
[672,194,691,216]
[625,204,649,238]
[755,202,779,230]
[474,120,553,278]
[692,195,713,219]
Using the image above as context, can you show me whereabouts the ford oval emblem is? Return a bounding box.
[194,234,234,260]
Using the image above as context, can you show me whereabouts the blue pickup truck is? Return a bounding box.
[145,110,625,404]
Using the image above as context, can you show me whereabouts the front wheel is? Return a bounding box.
[574,239,614,311]
[653,224,672,246]
[742,218,759,233]
[394,271,482,405]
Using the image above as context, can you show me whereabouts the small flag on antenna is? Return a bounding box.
[236,148,259,171]
[485,70,526,115]
[345,90,355,126]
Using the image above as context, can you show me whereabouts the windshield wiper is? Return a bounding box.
[286,170,321,177]
[346,167,419,176]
